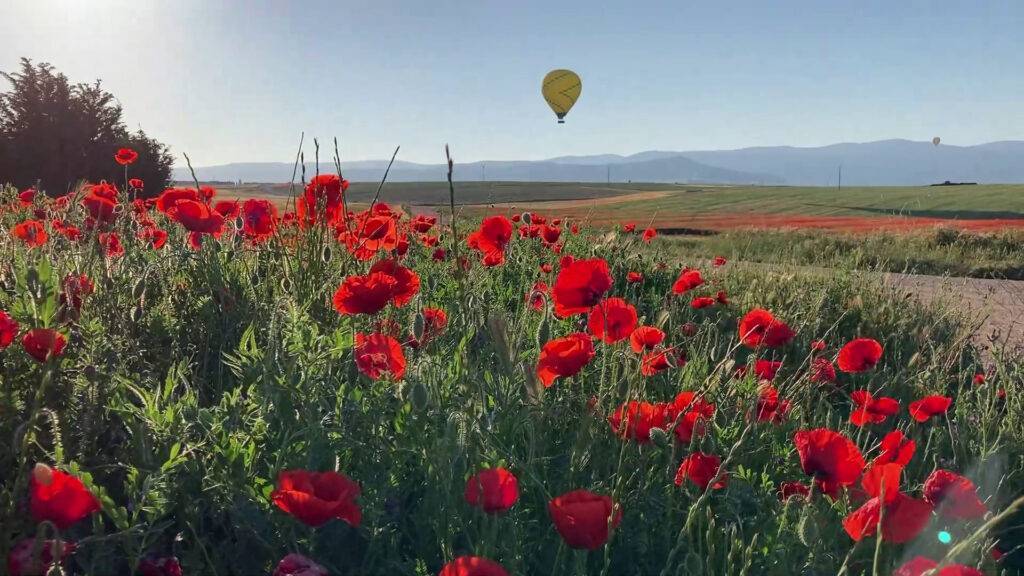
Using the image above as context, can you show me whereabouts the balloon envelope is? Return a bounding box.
[932,137,941,146]
[542,69,582,123]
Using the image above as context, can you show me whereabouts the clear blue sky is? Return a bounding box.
[2,1,1023,166]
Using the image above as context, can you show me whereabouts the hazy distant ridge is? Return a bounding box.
[174,139,1024,185]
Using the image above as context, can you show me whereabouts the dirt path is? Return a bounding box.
[884,272,1024,357]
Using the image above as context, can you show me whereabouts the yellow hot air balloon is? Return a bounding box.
[542,69,582,123]
[932,136,941,146]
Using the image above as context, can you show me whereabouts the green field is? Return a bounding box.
[207,181,1024,219]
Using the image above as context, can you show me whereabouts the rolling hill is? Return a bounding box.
[173,139,1024,186]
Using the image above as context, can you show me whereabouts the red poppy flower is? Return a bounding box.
[551,258,613,317]
[343,213,400,260]
[736,359,782,381]
[6,538,76,576]
[0,311,18,349]
[466,216,513,264]
[17,187,36,205]
[629,326,665,353]
[99,232,125,258]
[114,147,138,165]
[843,489,932,543]
[909,395,952,422]
[690,296,715,309]
[641,227,657,243]
[29,464,101,529]
[137,227,168,250]
[715,290,729,305]
[439,556,509,576]
[167,199,225,234]
[128,177,144,190]
[416,307,448,343]
[60,273,94,311]
[539,263,553,273]
[754,384,791,423]
[810,339,827,351]
[526,281,549,311]
[137,556,182,576]
[547,489,622,550]
[778,481,811,501]
[923,469,987,520]
[271,469,361,528]
[541,224,562,245]
[626,271,643,283]
[893,557,983,576]
[571,223,580,234]
[333,273,397,316]
[81,193,118,225]
[793,428,865,498]
[11,220,47,247]
[666,391,715,443]
[738,308,795,348]
[432,247,446,261]
[608,400,668,443]
[213,200,241,219]
[240,199,277,241]
[712,256,727,267]
[622,223,636,233]
[809,357,836,383]
[272,553,328,576]
[406,215,434,235]
[464,467,519,514]
[559,255,575,269]
[972,373,986,385]
[587,298,638,344]
[837,338,883,373]
[368,258,420,307]
[671,268,704,294]
[354,332,406,380]
[675,452,726,490]
[297,174,347,227]
[640,347,676,376]
[849,390,900,426]
[536,333,595,387]
[874,430,916,466]
[155,187,200,213]
[22,328,66,362]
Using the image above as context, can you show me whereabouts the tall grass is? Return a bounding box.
[661,227,1024,279]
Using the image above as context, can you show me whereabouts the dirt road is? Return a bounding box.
[885,272,1024,357]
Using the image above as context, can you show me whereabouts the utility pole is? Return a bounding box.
[606,164,610,185]
[837,165,842,192]
[482,163,486,182]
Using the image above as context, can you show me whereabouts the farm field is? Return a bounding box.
[209,181,1024,231]
[2,174,1023,575]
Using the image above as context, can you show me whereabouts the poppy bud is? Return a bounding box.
[321,244,333,263]
[535,315,550,349]
[413,311,426,341]
[649,427,670,447]
[280,277,292,293]
[33,463,54,486]
[25,266,41,296]
[521,212,532,225]
[797,505,821,547]
[131,304,144,323]
[410,382,428,410]
[132,277,146,299]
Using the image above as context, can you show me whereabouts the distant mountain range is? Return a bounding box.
[173,139,1024,186]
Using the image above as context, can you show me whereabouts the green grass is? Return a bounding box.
[583,184,1024,220]
[659,227,1024,279]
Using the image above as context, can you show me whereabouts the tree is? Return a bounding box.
[0,57,173,197]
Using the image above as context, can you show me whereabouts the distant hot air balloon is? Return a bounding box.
[542,69,582,124]
[932,136,941,146]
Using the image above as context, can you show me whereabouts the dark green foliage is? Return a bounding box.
[0,58,173,196]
